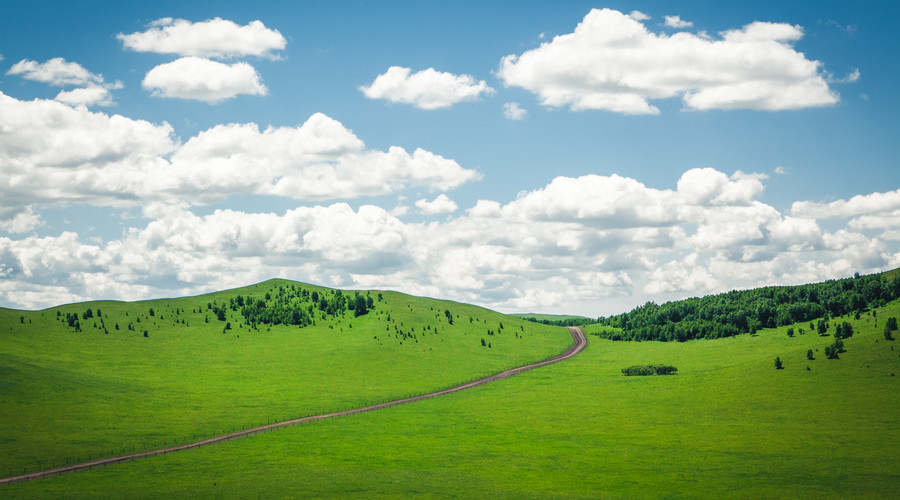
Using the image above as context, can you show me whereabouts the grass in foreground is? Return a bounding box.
[0,280,570,476]
[5,300,899,498]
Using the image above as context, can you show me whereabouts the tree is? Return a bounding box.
[887,317,898,332]
[835,321,853,339]
[774,356,783,369]
[817,319,828,335]
[787,328,794,338]
[807,349,814,360]
[354,295,368,317]
[886,324,895,341]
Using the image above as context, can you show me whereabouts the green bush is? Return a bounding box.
[622,364,678,376]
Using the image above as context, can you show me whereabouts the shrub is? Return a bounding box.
[774,356,783,369]
[622,364,678,376]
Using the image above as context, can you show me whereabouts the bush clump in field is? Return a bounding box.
[621,364,678,376]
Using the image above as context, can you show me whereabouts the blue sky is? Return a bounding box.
[0,1,898,316]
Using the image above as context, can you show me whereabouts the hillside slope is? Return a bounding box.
[6,291,900,498]
[0,279,571,476]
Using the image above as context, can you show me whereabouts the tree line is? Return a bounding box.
[594,271,900,342]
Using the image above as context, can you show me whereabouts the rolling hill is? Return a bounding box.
[2,272,900,498]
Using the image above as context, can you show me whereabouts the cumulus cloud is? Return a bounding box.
[0,92,477,218]
[503,102,528,120]
[117,17,286,59]
[7,58,122,107]
[664,15,693,28]
[142,57,267,102]
[791,189,900,219]
[54,85,117,107]
[628,11,650,21]
[415,194,458,215]
[0,164,897,315]
[360,66,495,109]
[497,8,839,114]
[7,58,103,86]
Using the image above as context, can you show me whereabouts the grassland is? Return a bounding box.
[3,292,899,497]
[0,279,571,478]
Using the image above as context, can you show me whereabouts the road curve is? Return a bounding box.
[1,327,587,485]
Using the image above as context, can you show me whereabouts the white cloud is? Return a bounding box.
[7,58,122,107]
[503,102,528,120]
[664,15,693,28]
[360,66,495,110]
[142,57,267,103]
[0,92,477,216]
[117,17,286,59]
[168,113,479,200]
[0,207,41,234]
[629,11,650,21]
[0,165,897,316]
[7,58,102,86]
[415,194,458,215]
[774,166,789,175]
[54,85,116,107]
[828,68,860,83]
[791,189,900,219]
[497,8,838,114]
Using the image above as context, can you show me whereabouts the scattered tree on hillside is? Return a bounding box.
[807,349,814,360]
[774,356,783,369]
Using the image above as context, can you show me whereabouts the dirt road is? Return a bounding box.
[0,326,587,485]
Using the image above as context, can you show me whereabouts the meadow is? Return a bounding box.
[2,289,898,497]
[0,279,570,478]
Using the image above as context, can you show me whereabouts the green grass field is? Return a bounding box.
[2,283,899,498]
[0,280,570,478]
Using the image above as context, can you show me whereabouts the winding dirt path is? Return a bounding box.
[1,327,587,485]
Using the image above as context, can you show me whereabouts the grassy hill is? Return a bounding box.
[2,274,900,497]
[0,279,571,477]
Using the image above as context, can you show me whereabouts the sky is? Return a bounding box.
[0,1,898,317]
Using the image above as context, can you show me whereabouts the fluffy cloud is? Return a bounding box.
[497,8,838,114]
[415,194,458,215]
[629,11,650,21]
[168,113,479,200]
[503,102,527,120]
[360,66,495,109]
[1,167,897,315]
[142,57,267,102]
[117,18,286,59]
[7,58,122,107]
[7,58,103,86]
[54,85,116,107]
[791,189,900,219]
[0,92,477,220]
[664,15,693,28]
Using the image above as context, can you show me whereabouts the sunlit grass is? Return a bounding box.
[0,280,570,476]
